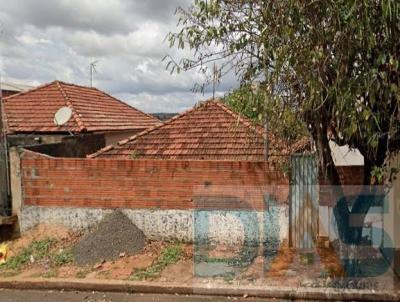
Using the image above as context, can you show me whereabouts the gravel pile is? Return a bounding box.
[73,211,145,266]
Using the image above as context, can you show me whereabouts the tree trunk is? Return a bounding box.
[306,111,386,277]
[306,112,351,242]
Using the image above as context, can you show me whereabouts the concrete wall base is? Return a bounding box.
[20,206,288,245]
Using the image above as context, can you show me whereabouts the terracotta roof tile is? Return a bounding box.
[89,100,300,162]
[2,81,160,134]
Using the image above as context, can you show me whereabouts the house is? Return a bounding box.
[11,100,303,244]
[0,80,160,216]
[89,100,307,162]
[88,99,372,249]
[2,80,160,155]
[1,82,33,98]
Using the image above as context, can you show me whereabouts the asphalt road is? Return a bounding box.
[0,289,296,302]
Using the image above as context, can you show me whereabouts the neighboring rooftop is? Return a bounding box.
[329,141,364,166]
[151,113,177,121]
[90,100,307,162]
[1,81,34,93]
[2,81,160,134]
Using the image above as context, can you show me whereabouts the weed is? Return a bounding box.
[31,239,55,259]
[2,247,31,271]
[42,270,57,278]
[52,249,74,266]
[75,270,89,279]
[130,150,143,159]
[0,270,19,277]
[160,244,182,265]
[223,271,235,283]
[131,244,182,280]
[1,238,55,271]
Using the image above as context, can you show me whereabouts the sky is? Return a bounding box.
[0,0,233,113]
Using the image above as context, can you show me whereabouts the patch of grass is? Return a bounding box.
[160,244,182,265]
[52,249,74,267]
[75,269,89,279]
[0,270,19,278]
[131,244,182,280]
[42,270,57,278]
[1,238,55,271]
[223,271,235,283]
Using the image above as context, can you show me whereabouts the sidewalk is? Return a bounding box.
[2,224,399,301]
[0,277,399,301]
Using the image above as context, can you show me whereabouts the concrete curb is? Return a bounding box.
[0,278,399,301]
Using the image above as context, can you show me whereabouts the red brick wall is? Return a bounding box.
[319,165,365,206]
[21,150,289,210]
[336,166,365,185]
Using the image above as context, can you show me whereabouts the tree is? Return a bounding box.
[166,0,400,273]
[223,84,307,145]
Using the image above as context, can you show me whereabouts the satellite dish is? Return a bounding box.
[54,106,72,126]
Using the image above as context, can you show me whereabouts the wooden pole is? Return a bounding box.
[264,115,268,161]
[0,76,9,215]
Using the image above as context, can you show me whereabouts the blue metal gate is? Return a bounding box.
[289,154,319,249]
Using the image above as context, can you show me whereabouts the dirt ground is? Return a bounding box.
[0,224,398,292]
[6,224,78,258]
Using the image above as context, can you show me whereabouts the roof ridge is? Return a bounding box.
[218,100,287,146]
[88,99,209,158]
[55,81,86,132]
[53,80,96,90]
[215,100,296,155]
[53,81,159,123]
[90,86,160,123]
[209,100,289,153]
[212,100,265,138]
[88,98,298,161]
